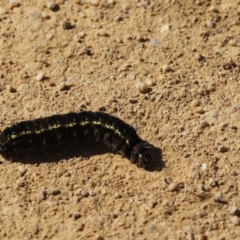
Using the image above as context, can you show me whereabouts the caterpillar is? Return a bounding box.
[0,111,151,168]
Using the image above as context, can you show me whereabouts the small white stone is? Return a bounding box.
[145,78,156,86]
[35,71,44,81]
[0,8,7,14]
[97,29,109,37]
[161,24,171,33]
[191,99,200,107]
[201,163,207,171]
[114,15,123,22]
[79,31,85,38]
[127,73,135,80]
[81,190,89,197]
[58,83,68,91]
[162,65,172,72]
[229,206,240,216]
[9,0,20,9]
[206,20,213,28]
[73,34,81,42]
[229,39,237,46]
[46,33,54,40]
[36,190,46,201]
[18,166,27,176]
[230,216,240,226]
[135,81,148,93]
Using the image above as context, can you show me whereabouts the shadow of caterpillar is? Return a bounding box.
[0,111,152,168]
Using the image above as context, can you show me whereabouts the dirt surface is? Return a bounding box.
[0,0,240,239]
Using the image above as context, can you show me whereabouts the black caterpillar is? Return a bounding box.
[0,111,151,168]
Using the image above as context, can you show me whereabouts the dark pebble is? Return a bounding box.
[74,212,81,220]
[63,21,73,30]
[83,47,93,56]
[49,3,60,12]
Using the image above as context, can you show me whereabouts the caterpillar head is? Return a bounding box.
[131,143,151,168]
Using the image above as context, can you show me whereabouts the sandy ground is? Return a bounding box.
[0,0,240,239]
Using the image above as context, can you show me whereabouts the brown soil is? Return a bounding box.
[0,0,240,239]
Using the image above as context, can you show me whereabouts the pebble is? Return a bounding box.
[162,65,172,72]
[73,34,82,43]
[46,188,61,196]
[136,34,148,42]
[145,78,156,86]
[83,47,92,56]
[48,3,60,12]
[36,190,47,201]
[160,24,171,33]
[98,106,106,112]
[58,83,70,91]
[201,121,210,128]
[76,223,85,231]
[195,107,205,114]
[81,190,89,197]
[46,32,54,40]
[97,29,109,37]
[183,152,190,158]
[228,206,240,216]
[214,192,228,204]
[228,39,237,46]
[78,31,85,38]
[194,53,205,62]
[6,85,16,93]
[223,60,237,70]
[90,191,97,197]
[206,20,214,28]
[236,42,240,47]
[195,192,211,199]
[35,71,44,81]
[114,192,122,199]
[129,99,138,104]
[230,216,240,226]
[62,21,73,30]
[220,122,228,131]
[18,166,27,177]
[0,7,7,14]
[9,0,21,9]
[127,73,136,80]
[209,6,219,12]
[217,145,228,153]
[114,15,123,22]
[73,212,81,220]
[201,163,207,171]
[135,81,148,93]
[197,184,207,192]
[191,99,200,107]
[230,125,238,131]
[209,178,218,187]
